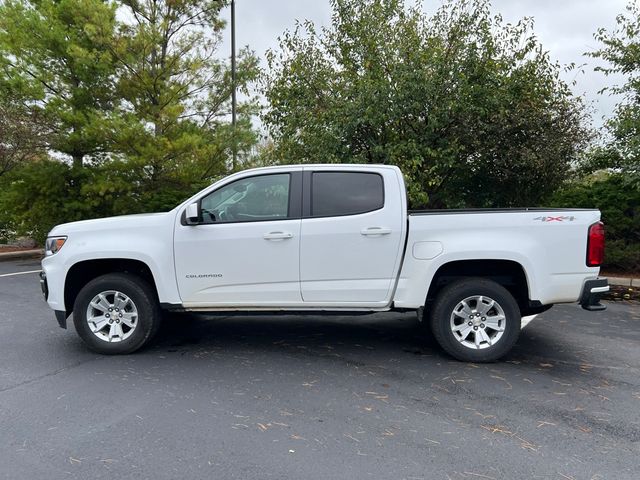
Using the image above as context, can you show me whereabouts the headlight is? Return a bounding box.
[45,236,67,256]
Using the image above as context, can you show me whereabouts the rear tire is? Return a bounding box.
[429,278,520,362]
[73,273,161,354]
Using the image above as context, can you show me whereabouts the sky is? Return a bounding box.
[219,0,630,128]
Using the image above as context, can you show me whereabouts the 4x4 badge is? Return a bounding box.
[533,216,576,222]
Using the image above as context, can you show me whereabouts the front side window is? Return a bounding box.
[311,172,384,217]
[200,173,290,223]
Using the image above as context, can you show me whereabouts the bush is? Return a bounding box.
[550,173,640,272]
[0,159,205,244]
[0,160,88,244]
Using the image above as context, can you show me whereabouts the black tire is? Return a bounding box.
[73,273,161,354]
[429,278,521,362]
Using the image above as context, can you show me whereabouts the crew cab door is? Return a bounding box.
[299,167,406,305]
[174,170,303,306]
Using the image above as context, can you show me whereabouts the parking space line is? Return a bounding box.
[0,270,42,278]
[521,314,537,329]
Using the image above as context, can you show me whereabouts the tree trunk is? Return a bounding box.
[72,153,83,168]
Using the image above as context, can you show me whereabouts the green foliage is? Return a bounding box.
[0,0,260,241]
[571,0,640,272]
[262,0,590,208]
[111,0,260,184]
[0,0,119,166]
[588,1,640,183]
[0,158,209,243]
[550,174,640,272]
[0,102,50,176]
[0,160,91,243]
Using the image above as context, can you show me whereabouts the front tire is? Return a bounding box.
[429,278,521,362]
[73,273,161,354]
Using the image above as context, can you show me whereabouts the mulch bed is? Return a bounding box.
[0,246,39,253]
[603,284,640,302]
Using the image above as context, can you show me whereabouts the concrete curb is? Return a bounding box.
[606,276,640,288]
[0,249,44,262]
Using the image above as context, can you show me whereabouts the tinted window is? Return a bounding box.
[201,173,290,223]
[311,172,384,217]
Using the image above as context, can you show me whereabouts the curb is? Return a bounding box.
[0,249,44,262]
[606,276,640,288]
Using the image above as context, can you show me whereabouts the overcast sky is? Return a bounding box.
[219,0,629,127]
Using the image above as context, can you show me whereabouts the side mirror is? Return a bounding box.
[185,202,200,225]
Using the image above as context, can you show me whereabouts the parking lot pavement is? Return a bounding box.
[0,259,639,480]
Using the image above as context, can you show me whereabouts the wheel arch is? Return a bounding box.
[425,259,536,313]
[64,258,159,316]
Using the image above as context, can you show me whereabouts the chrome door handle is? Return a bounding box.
[360,227,392,236]
[263,231,293,240]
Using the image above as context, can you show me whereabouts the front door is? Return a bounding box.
[174,171,302,307]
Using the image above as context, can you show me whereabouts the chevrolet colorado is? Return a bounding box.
[40,164,609,361]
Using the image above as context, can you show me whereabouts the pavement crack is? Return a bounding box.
[0,357,101,394]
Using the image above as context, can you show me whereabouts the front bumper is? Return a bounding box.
[39,271,48,300]
[580,278,608,311]
[40,270,67,328]
[54,310,68,329]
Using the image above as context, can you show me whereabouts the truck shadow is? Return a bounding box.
[151,310,586,370]
[155,311,438,356]
[151,312,624,377]
[141,309,639,448]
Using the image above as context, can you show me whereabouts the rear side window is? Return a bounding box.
[311,172,384,217]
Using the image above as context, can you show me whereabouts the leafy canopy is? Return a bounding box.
[0,0,261,239]
[105,0,260,210]
[586,1,640,182]
[0,0,119,166]
[262,0,590,208]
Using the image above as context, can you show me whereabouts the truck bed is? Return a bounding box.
[393,207,602,309]
[409,208,598,215]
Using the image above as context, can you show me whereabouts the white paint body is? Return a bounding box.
[42,164,601,314]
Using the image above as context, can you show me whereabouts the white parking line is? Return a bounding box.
[0,270,42,278]
[521,314,537,329]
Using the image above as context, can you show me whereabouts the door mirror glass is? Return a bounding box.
[185,202,200,224]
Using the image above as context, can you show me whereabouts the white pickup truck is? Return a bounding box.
[40,164,609,361]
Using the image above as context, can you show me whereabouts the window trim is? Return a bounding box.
[305,170,386,219]
[181,171,302,226]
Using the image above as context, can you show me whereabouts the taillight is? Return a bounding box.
[587,221,605,267]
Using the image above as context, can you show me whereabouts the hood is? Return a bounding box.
[49,212,172,236]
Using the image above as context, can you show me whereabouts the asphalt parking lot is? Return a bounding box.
[1,258,639,480]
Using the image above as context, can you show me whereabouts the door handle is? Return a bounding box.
[360,227,392,236]
[263,231,293,240]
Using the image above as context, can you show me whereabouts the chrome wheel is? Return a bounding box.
[450,295,506,350]
[86,290,138,343]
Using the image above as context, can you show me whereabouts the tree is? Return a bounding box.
[0,101,50,176]
[107,0,260,210]
[0,0,261,220]
[262,0,590,208]
[0,0,119,167]
[588,1,640,184]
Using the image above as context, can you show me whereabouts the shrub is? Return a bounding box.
[0,159,204,244]
[550,173,640,272]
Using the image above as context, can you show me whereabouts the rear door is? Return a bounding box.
[299,167,405,305]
